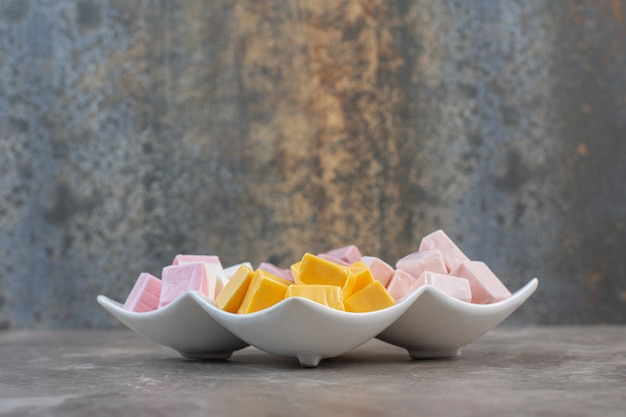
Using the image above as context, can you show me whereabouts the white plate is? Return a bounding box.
[98,278,538,367]
[377,278,538,358]
[189,287,423,367]
[97,292,248,360]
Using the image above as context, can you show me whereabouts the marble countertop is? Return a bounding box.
[1,326,624,416]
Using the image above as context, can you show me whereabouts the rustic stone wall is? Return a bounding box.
[1,0,625,328]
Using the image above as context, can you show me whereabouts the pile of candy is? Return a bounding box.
[123,230,512,314]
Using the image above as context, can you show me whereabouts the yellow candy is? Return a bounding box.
[290,261,302,281]
[346,262,375,298]
[296,253,354,296]
[214,265,254,313]
[344,280,396,312]
[216,254,396,314]
[285,284,345,311]
[237,270,292,314]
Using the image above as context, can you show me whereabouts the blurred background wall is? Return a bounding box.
[1,0,625,328]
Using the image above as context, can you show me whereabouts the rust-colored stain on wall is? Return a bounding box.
[232,0,409,259]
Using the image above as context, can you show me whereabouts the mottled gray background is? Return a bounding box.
[1,0,625,329]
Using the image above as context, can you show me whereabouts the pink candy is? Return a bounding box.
[159,263,215,308]
[123,254,231,312]
[123,273,162,312]
[414,271,471,303]
[386,269,418,300]
[317,253,350,266]
[395,250,447,279]
[418,230,470,272]
[173,254,223,278]
[257,262,294,281]
[360,256,394,287]
[386,230,511,304]
[450,261,512,304]
[323,245,362,265]
[172,254,221,267]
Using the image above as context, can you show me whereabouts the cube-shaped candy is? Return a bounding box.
[344,281,395,312]
[173,254,222,269]
[238,270,292,314]
[418,230,470,272]
[296,253,354,296]
[222,262,253,279]
[172,254,225,293]
[412,271,471,302]
[290,261,302,281]
[386,269,418,300]
[323,245,362,264]
[285,284,344,310]
[216,262,252,298]
[123,273,162,312]
[346,262,376,297]
[215,265,255,313]
[450,261,511,304]
[257,262,294,281]
[396,250,447,279]
[159,262,214,307]
[317,253,350,266]
[359,256,394,287]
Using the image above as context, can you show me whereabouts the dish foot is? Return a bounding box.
[297,354,322,368]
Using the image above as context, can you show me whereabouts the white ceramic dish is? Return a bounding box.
[377,278,538,358]
[189,287,423,367]
[97,292,249,360]
[98,278,538,367]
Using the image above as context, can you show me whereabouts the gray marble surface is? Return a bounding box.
[1,326,625,416]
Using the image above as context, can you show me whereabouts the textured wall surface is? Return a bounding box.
[1,0,625,328]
